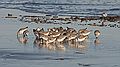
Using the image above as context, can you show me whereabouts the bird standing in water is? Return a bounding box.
[94,30,101,39]
[17,26,29,37]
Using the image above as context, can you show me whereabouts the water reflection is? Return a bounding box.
[17,36,28,45]
[93,38,104,50]
[68,40,88,54]
[68,40,87,49]
[94,38,101,46]
[33,38,65,51]
[33,38,88,51]
[33,38,44,48]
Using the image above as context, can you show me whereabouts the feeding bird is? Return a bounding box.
[94,30,101,39]
[17,26,29,37]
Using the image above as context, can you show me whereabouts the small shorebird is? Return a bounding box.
[66,27,76,33]
[67,30,78,41]
[56,31,67,44]
[23,30,29,37]
[68,34,77,41]
[33,29,39,38]
[36,27,44,32]
[78,28,91,36]
[102,12,107,17]
[40,34,49,41]
[58,27,64,31]
[17,26,29,37]
[77,35,87,42]
[78,28,87,33]
[94,30,101,38]
[56,35,67,44]
[99,12,108,26]
[33,28,44,38]
[49,32,61,38]
[46,37,56,44]
[80,30,91,36]
[39,31,50,36]
[36,27,41,31]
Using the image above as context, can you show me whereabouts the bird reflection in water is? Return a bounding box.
[34,37,88,51]
[17,36,28,45]
[68,40,87,54]
[33,39,66,51]
[93,37,104,50]
[94,38,101,46]
[33,38,43,48]
[68,40,87,49]
[33,38,57,51]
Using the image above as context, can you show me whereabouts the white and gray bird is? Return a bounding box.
[102,12,107,17]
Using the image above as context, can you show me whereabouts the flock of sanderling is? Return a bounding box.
[17,26,101,51]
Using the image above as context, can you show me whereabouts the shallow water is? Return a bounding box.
[0,3,120,16]
[0,17,120,67]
